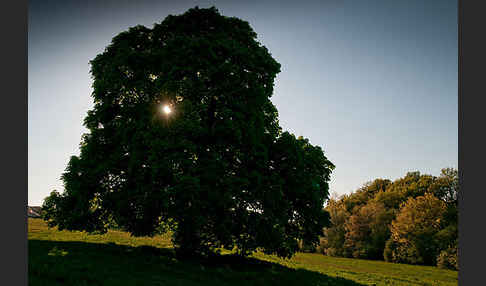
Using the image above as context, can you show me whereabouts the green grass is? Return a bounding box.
[28,218,457,286]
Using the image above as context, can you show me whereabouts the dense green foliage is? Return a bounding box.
[42,7,334,259]
[29,218,458,286]
[320,168,458,269]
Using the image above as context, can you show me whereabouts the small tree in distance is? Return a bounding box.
[42,7,335,259]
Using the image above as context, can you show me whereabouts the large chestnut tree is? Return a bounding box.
[42,7,335,258]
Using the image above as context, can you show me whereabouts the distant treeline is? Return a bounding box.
[311,168,458,270]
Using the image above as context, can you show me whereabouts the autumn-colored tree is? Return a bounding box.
[386,193,447,265]
[321,169,458,267]
[344,201,394,259]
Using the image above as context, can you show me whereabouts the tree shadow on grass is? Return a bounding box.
[29,239,366,286]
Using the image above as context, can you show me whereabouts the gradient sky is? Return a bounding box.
[28,0,458,206]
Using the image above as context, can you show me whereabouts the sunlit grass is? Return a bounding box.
[29,218,173,249]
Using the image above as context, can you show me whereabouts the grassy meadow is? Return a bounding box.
[28,218,457,286]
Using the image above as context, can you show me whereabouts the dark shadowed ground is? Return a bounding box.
[29,239,364,286]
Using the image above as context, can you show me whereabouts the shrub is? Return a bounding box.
[437,246,458,270]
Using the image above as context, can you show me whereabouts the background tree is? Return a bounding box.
[42,7,334,259]
[372,172,431,210]
[344,201,394,259]
[322,197,350,257]
[342,179,391,212]
[320,169,458,268]
[430,168,458,269]
[385,193,446,265]
[431,168,458,203]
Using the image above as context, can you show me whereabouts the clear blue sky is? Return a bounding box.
[28,0,458,206]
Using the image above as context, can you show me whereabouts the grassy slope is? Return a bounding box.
[28,219,457,286]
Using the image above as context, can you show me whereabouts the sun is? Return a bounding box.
[162,105,172,114]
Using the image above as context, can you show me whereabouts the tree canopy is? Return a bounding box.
[42,7,335,258]
[387,193,447,265]
[321,168,458,269]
